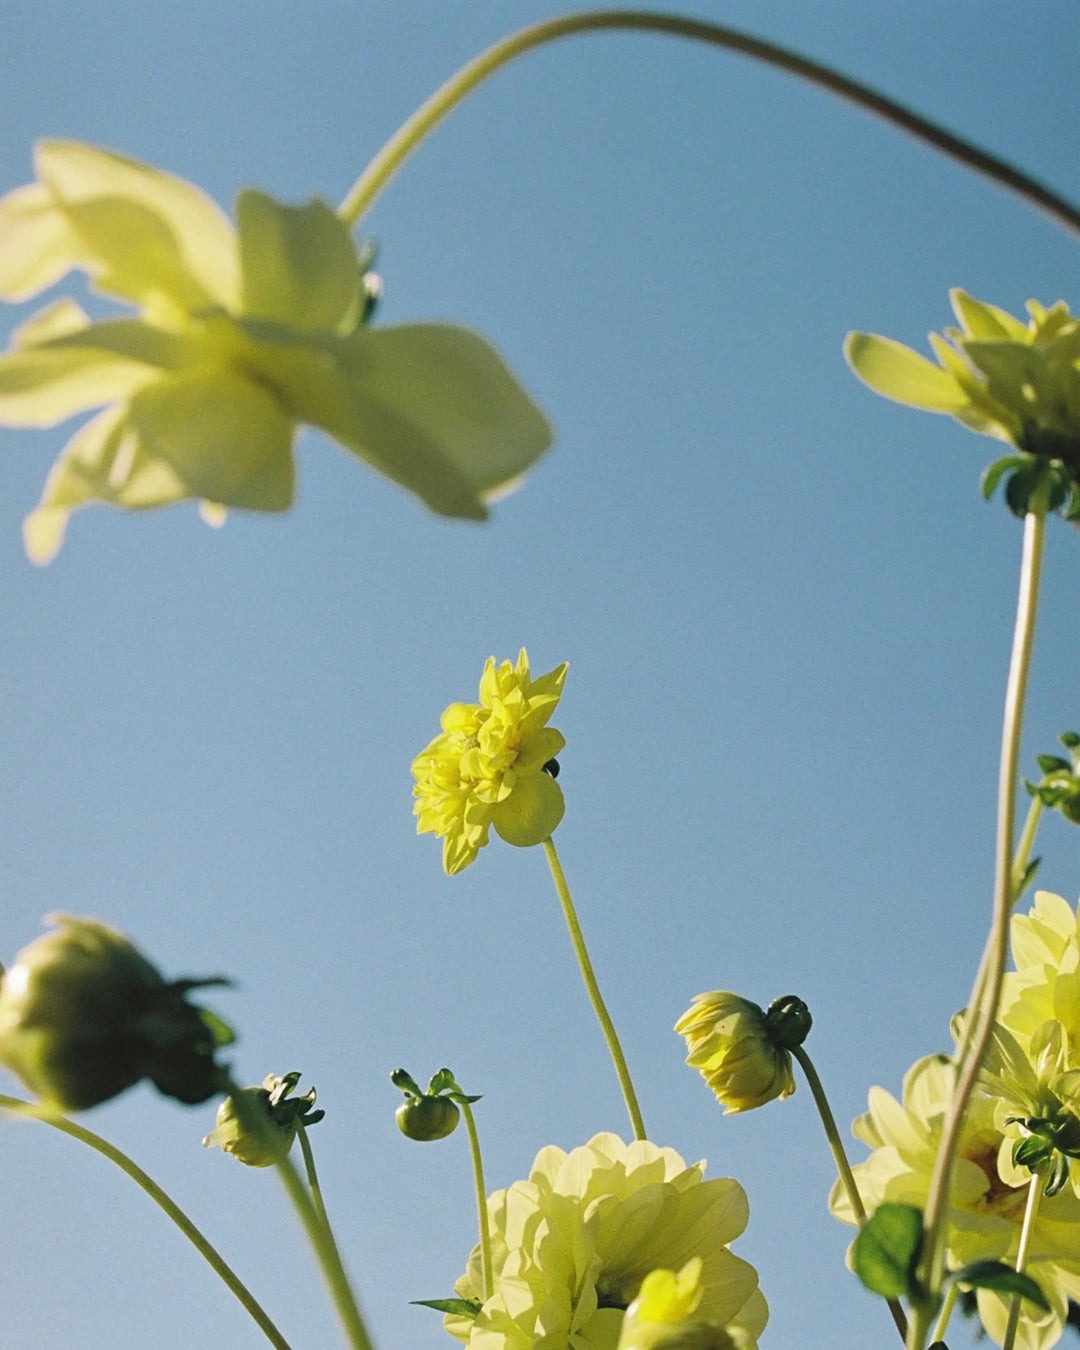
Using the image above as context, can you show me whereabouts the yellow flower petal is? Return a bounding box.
[844,332,969,412]
[238,190,361,334]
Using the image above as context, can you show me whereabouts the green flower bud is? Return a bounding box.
[0,915,231,1111]
[203,1072,321,1166]
[396,1093,460,1141]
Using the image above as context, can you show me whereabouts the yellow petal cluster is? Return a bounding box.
[445,1133,767,1350]
[412,649,567,875]
[833,893,1080,1350]
[0,142,551,561]
[845,290,1080,458]
[675,993,796,1114]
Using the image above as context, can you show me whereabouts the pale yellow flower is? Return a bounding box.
[616,1260,736,1350]
[445,1133,767,1350]
[675,993,802,1114]
[0,142,551,561]
[412,649,567,875]
[832,1054,1080,1350]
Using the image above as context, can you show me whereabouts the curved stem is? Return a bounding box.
[790,1046,907,1342]
[542,837,646,1140]
[914,506,1047,1349]
[453,1088,493,1303]
[226,1078,375,1350]
[338,10,1080,238]
[1002,1173,1045,1350]
[0,1094,292,1350]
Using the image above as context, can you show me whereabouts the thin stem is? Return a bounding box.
[542,837,646,1140]
[1003,1173,1045,1350]
[790,1046,907,1342]
[930,1284,959,1348]
[338,10,1080,239]
[914,507,1048,1349]
[1010,794,1045,903]
[0,1094,292,1350]
[296,1122,334,1252]
[226,1079,375,1350]
[453,1088,493,1303]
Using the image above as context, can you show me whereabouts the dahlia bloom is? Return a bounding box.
[0,142,551,561]
[832,1053,1080,1350]
[412,649,567,874]
[445,1132,767,1350]
[675,993,801,1114]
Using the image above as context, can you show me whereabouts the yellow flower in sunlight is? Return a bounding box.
[444,1133,768,1350]
[832,1054,1080,1350]
[412,648,567,875]
[846,290,1080,456]
[1000,892,1080,1049]
[0,142,551,562]
[675,993,805,1114]
[616,1260,736,1350]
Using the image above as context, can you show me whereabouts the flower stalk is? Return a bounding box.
[543,837,646,1140]
[0,1094,292,1350]
[1002,1174,1046,1350]
[914,500,1048,1350]
[338,11,1080,239]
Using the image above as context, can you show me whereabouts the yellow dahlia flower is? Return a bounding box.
[412,649,567,875]
[1000,892,1080,1049]
[445,1133,767,1350]
[0,142,550,562]
[846,291,1080,458]
[616,1260,736,1350]
[675,993,806,1114]
[832,1054,1080,1350]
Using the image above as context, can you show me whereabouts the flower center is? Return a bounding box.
[964,1137,1028,1221]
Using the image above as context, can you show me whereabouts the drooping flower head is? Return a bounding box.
[675,992,809,1114]
[845,290,1080,519]
[444,1133,767,1350]
[412,648,567,874]
[0,142,551,561]
[832,1053,1080,1350]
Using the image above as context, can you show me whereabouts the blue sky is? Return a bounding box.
[0,4,1078,1349]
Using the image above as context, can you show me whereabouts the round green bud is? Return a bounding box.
[0,915,225,1111]
[203,1086,297,1166]
[395,1093,460,1141]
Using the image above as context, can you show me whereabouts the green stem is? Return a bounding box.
[226,1078,375,1350]
[1002,1173,1045,1350]
[337,10,1080,238]
[296,1122,334,1256]
[452,1087,493,1303]
[1010,794,1044,903]
[790,1046,907,1343]
[542,836,646,1140]
[0,1094,292,1350]
[930,1284,959,1348]
[914,506,1048,1350]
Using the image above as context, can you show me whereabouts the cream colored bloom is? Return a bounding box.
[412,649,567,875]
[832,1054,1080,1350]
[675,993,799,1114]
[446,1133,767,1350]
[0,142,550,561]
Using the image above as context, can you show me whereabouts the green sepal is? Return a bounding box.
[1014,857,1041,895]
[391,1067,423,1097]
[946,1261,1050,1312]
[449,1091,483,1105]
[411,1298,482,1318]
[1044,1153,1071,1198]
[852,1202,924,1300]
[197,1007,236,1048]
[1037,755,1072,775]
[1013,1133,1055,1172]
[1061,732,1080,750]
[427,1067,456,1095]
[981,454,1026,502]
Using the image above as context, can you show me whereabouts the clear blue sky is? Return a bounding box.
[1,4,1078,1349]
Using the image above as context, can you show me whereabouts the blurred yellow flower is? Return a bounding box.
[616,1260,736,1350]
[0,142,551,562]
[832,1054,1080,1350]
[412,648,567,875]
[445,1133,767,1350]
[675,993,802,1114]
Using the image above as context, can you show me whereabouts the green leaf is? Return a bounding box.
[198,1007,236,1048]
[411,1298,482,1318]
[948,1261,1050,1312]
[852,1203,924,1299]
